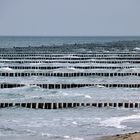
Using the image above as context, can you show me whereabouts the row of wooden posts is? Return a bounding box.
[0,72,139,77]
[0,102,140,109]
[0,60,140,63]
[0,66,139,70]
[0,57,140,60]
[0,52,139,56]
[0,83,140,89]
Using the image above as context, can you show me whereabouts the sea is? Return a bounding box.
[0,36,140,140]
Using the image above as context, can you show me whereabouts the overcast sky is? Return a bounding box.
[0,0,140,36]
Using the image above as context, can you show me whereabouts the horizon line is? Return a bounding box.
[0,35,140,37]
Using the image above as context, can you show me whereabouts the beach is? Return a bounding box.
[101,132,140,140]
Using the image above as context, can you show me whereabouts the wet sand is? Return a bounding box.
[101,132,140,140]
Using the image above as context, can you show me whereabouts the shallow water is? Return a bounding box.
[1,108,140,140]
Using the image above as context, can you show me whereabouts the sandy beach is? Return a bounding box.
[101,132,140,140]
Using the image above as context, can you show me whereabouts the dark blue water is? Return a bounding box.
[0,36,140,48]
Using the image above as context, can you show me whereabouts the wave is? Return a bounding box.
[96,85,105,88]
[133,47,140,51]
[41,133,84,140]
[0,67,13,71]
[100,113,140,129]
[120,68,140,73]
[53,67,84,73]
[84,95,92,98]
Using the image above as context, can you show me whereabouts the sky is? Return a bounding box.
[0,0,140,36]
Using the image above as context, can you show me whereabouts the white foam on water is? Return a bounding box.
[64,136,71,139]
[52,91,83,98]
[100,113,140,129]
[22,129,37,136]
[72,121,78,125]
[41,133,52,137]
[0,67,13,71]
[96,85,105,88]
[62,93,69,96]
[129,68,140,73]
[40,133,84,140]
[29,84,41,88]
[133,47,140,51]
[63,135,84,140]
[64,117,102,127]
[84,95,91,98]
[67,67,76,70]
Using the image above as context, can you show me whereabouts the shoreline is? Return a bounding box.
[100,132,140,140]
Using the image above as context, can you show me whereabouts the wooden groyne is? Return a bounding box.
[35,84,140,89]
[0,60,140,64]
[0,57,140,60]
[0,83,140,89]
[0,72,139,77]
[0,83,25,88]
[1,66,138,70]
[0,102,140,109]
[0,52,140,56]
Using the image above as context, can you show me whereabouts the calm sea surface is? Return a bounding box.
[0,36,140,140]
